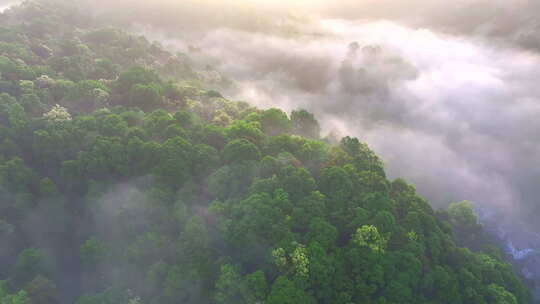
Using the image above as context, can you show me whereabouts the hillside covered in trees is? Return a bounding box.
[0,1,532,303]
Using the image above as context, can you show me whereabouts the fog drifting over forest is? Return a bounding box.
[9,0,527,232]
[9,0,540,273]
[111,1,540,289]
[75,0,540,220]
[5,0,537,233]
[3,0,540,299]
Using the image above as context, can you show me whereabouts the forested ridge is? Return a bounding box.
[0,1,531,303]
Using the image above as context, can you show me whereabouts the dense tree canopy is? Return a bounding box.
[0,1,531,304]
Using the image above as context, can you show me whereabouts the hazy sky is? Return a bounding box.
[0,0,16,12]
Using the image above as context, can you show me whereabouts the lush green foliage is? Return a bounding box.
[0,1,531,304]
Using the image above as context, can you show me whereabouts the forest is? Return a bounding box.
[0,1,533,303]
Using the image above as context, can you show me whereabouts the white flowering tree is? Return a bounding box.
[43,104,71,122]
